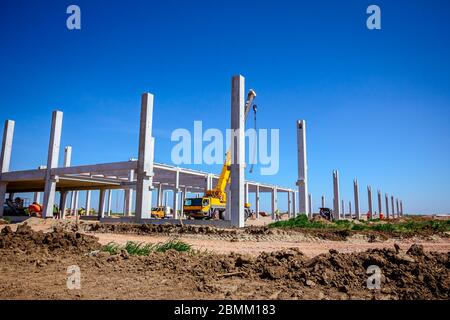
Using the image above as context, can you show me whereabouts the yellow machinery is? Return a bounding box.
[183,89,257,220]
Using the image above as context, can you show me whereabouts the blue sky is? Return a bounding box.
[0,0,449,214]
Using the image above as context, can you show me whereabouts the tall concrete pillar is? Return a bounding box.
[321,195,325,208]
[377,190,382,217]
[0,120,13,217]
[85,190,91,216]
[296,120,309,215]
[230,75,245,228]
[106,189,112,215]
[98,189,106,218]
[353,179,360,220]
[332,170,340,220]
[308,193,313,216]
[287,191,292,217]
[349,201,352,217]
[157,183,163,206]
[33,192,41,204]
[400,200,404,216]
[172,189,179,218]
[367,186,373,218]
[73,191,79,215]
[292,191,297,217]
[181,186,187,217]
[341,199,344,217]
[244,182,249,205]
[64,146,72,167]
[42,111,63,218]
[255,184,260,218]
[385,194,390,219]
[271,188,278,220]
[135,93,155,221]
[124,168,134,216]
[391,196,395,218]
[396,198,400,217]
[59,191,67,218]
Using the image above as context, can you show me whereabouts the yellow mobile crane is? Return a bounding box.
[183,89,257,220]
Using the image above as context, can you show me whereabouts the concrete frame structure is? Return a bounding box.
[332,170,340,220]
[353,179,360,220]
[296,120,309,216]
[0,83,296,226]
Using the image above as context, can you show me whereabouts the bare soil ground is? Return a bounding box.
[0,218,449,300]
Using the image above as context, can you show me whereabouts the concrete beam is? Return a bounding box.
[230,75,245,228]
[296,120,309,215]
[353,179,360,220]
[42,111,63,218]
[135,93,155,221]
[332,170,340,220]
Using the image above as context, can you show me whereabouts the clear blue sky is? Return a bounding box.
[1,0,449,214]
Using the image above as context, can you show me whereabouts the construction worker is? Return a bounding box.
[274,209,281,221]
[53,204,60,219]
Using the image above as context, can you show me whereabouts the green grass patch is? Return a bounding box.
[269,214,450,233]
[101,239,192,256]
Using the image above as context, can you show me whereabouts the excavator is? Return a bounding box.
[183,89,257,220]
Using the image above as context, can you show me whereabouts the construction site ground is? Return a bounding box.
[0,216,449,300]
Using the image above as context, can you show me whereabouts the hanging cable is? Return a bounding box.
[249,104,257,173]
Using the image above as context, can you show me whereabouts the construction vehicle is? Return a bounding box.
[319,207,333,221]
[151,206,172,219]
[183,89,257,220]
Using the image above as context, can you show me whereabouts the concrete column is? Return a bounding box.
[287,191,292,217]
[173,189,180,219]
[0,120,14,217]
[400,200,404,216]
[230,75,245,228]
[271,188,278,220]
[124,169,134,216]
[106,189,112,216]
[308,193,313,216]
[349,201,352,217]
[377,190,382,217]
[164,191,169,207]
[244,182,249,205]
[385,194,390,219]
[332,170,340,220]
[98,189,106,218]
[33,192,41,204]
[85,190,91,216]
[255,184,260,218]
[353,179,360,220]
[341,199,344,217]
[396,198,400,217]
[321,195,325,208]
[135,93,155,221]
[64,146,72,167]
[181,186,187,217]
[292,191,297,217]
[42,111,63,218]
[157,184,163,206]
[59,191,67,218]
[73,191,79,215]
[367,186,373,218]
[391,196,395,218]
[296,120,309,215]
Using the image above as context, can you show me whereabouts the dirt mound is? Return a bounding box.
[0,223,101,253]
